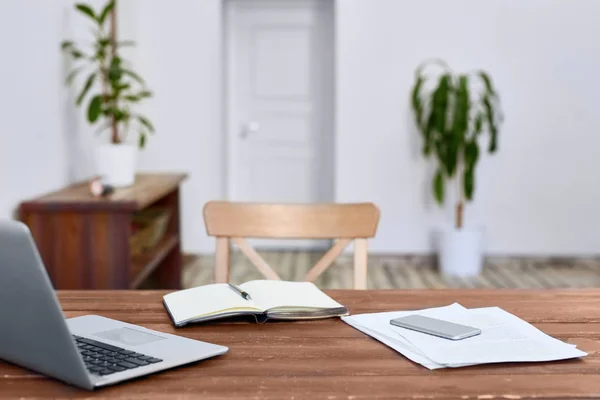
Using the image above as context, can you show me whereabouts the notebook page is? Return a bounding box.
[239,280,344,311]
[163,283,263,323]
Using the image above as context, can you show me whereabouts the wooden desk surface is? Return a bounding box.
[1,290,600,400]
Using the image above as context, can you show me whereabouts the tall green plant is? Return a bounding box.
[410,59,503,229]
[61,0,154,149]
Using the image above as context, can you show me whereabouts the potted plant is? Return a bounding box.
[410,59,503,276]
[61,0,154,187]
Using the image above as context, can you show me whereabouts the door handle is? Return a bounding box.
[240,121,260,139]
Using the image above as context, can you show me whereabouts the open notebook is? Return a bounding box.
[163,280,349,327]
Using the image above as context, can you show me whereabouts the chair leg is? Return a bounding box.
[353,239,368,289]
[215,237,230,283]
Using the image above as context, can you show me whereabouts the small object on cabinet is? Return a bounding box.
[89,177,115,197]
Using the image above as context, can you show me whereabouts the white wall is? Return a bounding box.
[130,0,225,254]
[0,0,125,219]
[2,0,599,256]
[0,0,223,253]
[0,1,70,220]
[335,0,600,255]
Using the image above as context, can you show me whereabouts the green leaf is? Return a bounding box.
[441,136,456,176]
[137,115,155,133]
[70,49,86,59]
[431,74,451,134]
[108,56,122,81]
[113,108,125,121]
[124,90,152,102]
[95,49,106,60]
[61,41,74,50]
[425,74,452,174]
[75,3,97,21]
[415,58,449,77]
[87,95,103,123]
[446,74,469,176]
[139,132,147,149]
[76,73,96,106]
[411,75,424,120]
[411,74,433,156]
[433,168,444,205]
[98,0,115,25]
[464,167,475,201]
[482,95,498,152]
[65,66,83,85]
[478,70,501,152]
[474,113,483,136]
[101,106,113,116]
[450,75,469,139]
[111,83,131,97]
[138,90,152,98]
[464,140,479,171]
[97,37,111,48]
[121,69,145,84]
[478,71,495,95]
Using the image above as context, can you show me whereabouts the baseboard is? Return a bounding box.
[184,251,600,269]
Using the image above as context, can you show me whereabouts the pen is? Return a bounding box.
[228,283,252,300]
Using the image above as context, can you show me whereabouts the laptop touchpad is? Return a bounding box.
[94,327,166,346]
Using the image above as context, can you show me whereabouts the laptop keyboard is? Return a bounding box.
[73,335,163,376]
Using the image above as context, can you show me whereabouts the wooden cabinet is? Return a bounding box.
[19,173,187,290]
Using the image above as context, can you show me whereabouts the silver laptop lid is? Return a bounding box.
[0,220,93,390]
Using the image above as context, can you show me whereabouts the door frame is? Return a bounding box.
[222,0,336,203]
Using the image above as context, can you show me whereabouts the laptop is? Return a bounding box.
[0,220,228,390]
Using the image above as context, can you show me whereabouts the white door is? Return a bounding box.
[226,0,334,210]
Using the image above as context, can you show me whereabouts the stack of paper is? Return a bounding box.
[342,303,587,369]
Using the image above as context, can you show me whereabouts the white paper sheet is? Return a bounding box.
[342,303,586,369]
[342,304,466,369]
[388,306,586,366]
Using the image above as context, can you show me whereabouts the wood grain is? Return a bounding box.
[203,201,380,239]
[204,201,380,288]
[129,234,180,289]
[2,289,600,399]
[20,173,188,212]
[232,237,282,280]
[186,251,600,290]
[19,174,186,289]
[304,238,351,282]
[215,237,230,283]
[354,238,368,289]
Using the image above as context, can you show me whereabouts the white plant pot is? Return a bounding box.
[95,144,137,187]
[437,228,484,277]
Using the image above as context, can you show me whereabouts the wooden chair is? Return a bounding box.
[203,201,380,289]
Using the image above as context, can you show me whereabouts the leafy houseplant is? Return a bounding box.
[410,59,503,276]
[61,0,154,187]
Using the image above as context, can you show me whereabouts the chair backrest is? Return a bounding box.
[203,201,380,289]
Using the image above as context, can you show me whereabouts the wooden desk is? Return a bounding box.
[1,290,600,399]
[19,173,187,290]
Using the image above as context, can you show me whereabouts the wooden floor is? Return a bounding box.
[183,251,600,289]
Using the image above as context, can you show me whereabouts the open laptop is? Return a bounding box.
[0,220,228,390]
